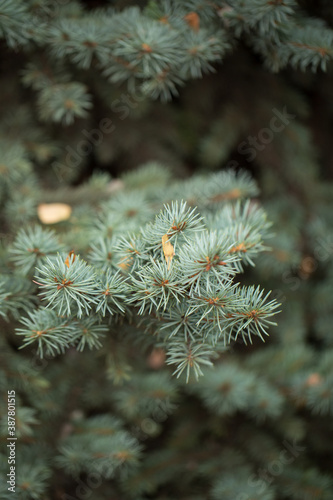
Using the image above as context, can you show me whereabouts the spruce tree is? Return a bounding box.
[1,1,333,499]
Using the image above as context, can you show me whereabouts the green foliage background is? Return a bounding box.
[1,1,333,499]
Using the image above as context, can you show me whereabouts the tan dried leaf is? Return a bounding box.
[64,250,76,268]
[37,203,72,224]
[162,234,175,270]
